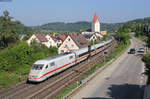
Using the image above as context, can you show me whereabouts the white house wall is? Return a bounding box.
[58,36,79,54]
[90,35,97,41]
[27,34,59,48]
[45,35,57,47]
[27,34,40,44]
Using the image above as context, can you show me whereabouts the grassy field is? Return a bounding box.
[56,41,130,99]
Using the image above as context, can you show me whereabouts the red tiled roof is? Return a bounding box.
[93,14,99,24]
[58,34,68,41]
[34,33,48,42]
[69,33,88,48]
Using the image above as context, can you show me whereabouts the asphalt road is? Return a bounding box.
[71,38,147,99]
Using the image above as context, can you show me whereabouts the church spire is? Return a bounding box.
[92,13,100,32]
[93,13,99,24]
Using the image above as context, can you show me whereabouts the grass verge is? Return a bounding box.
[56,41,130,99]
[0,72,27,90]
[136,36,147,43]
[136,36,150,84]
[0,64,34,91]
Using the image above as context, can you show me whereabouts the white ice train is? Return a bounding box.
[28,40,113,82]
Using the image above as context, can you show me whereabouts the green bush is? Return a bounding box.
[0,42,58,74]
[142,54,150,84]
[142,54,150,76]
[0,42,58,89]
[0,42,33,72]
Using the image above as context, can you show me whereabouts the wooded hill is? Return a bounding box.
[31,17,150,33]
[127,17,150,24]
[32,21,122,33]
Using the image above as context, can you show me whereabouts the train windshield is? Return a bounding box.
[32,64,44,70]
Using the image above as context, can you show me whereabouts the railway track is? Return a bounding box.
[27,53,104,99]
[0,41,117,99]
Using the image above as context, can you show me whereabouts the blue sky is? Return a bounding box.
[0,0,150,26]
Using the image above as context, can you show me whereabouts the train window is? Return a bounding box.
[45,65,48,69]
[32,64,44,70]
[69,56,73,59]
[50,62,55,66]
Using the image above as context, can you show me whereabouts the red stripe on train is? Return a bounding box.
[32,54,90,79]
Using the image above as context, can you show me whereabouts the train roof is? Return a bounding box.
[44,53,70,60]
[34,52,73,64]
[73,47,88,55]
[73,39,112,55]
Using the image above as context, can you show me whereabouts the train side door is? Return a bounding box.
[69,55,75,65]
[88,45,91,57]
[74,53,78,64]
[49,62,56,74]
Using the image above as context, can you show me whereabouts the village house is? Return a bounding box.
[56,34,68,46]
[83,32,103,41]
[58,33,88,54]
[18,34,26,41]
[27,14,105,52]
[27,33,58,47]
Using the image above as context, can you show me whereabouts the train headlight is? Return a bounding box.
[29,75,38,79]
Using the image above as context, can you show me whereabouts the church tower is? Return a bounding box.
[92,14,100,32]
